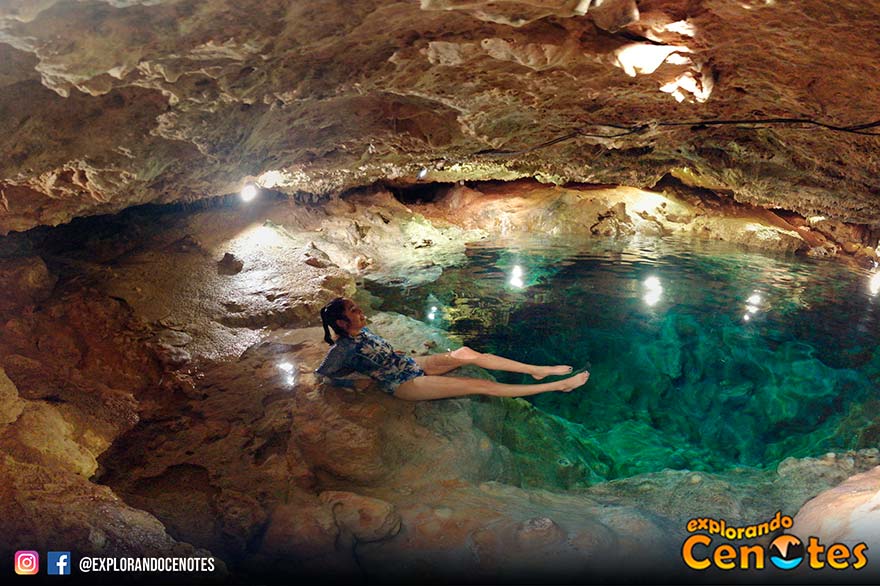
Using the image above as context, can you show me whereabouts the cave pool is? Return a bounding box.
[366,236,880,480]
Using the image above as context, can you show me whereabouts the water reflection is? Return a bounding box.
[642,276,663,307]
[278,361,296,387]
[509,265,525,289]
[366,236,880,476]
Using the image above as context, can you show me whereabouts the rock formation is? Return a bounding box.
[1,0,879,235]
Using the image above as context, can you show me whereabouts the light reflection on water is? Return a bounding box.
[368,236,880,478]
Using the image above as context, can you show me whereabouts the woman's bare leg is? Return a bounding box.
[416,346,573,379]
[394,371,589,402]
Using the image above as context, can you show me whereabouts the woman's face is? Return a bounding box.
[340,300,366,334]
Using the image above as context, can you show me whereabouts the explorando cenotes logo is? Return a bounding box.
[681,511,868,571]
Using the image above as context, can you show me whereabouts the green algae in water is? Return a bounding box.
[366,237,880,479]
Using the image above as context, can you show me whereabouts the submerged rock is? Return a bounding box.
[319,491,402,543]
[515,516,566,547]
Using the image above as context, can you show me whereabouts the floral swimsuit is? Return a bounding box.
[315,327,425,394]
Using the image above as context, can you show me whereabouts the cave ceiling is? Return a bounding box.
[0,0,879,235]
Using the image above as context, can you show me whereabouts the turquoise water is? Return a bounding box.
[366,237,880,479]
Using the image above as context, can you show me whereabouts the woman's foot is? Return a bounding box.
[556,371,589,392]
[531,365,574,380]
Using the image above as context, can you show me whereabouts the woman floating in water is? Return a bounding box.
[316,297,589,401]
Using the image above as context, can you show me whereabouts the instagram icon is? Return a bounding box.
[14,551,39,575]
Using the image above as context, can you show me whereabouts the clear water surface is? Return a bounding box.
[366,236,880,479]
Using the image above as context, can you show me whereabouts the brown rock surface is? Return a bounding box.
[319,490,402,543]
[0,454,226,576]
[0,256,56,317]
[412,180,817,254]
[0,280,227,578]
[792,464,880,549]
[0,287,163,476]
[1,0,880,234]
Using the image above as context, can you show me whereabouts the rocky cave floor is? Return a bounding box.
[2,179,880,583]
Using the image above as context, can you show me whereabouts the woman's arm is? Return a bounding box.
[315,343,358,388]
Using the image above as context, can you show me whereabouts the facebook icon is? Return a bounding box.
[47,552,71,575]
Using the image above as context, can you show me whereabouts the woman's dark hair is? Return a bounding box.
[320,297,349,345]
